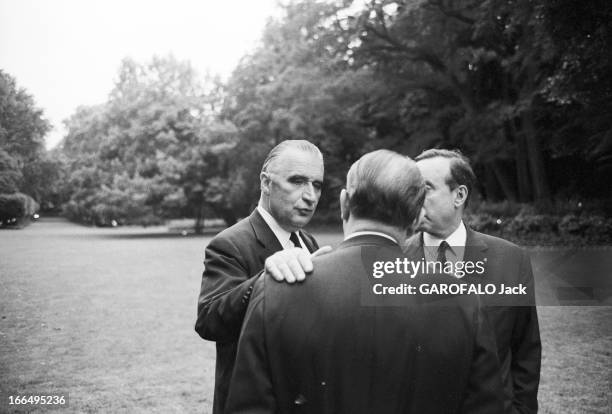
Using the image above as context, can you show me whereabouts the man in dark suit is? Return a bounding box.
[226,150,505,414]
[406,149,541,414]
[195,140,324,414]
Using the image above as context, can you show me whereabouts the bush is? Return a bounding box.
[558,215,612,244]
[467,200,523,217]
[465,209,612,246]
[468,198,612,218]
[0,192,39,227]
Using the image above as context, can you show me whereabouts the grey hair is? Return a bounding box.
[261,140,323,173]
[346,150,425,229]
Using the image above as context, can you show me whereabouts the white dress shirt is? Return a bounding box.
[345,230,399,245]
[423,220,467,263]
[256,206,306,249]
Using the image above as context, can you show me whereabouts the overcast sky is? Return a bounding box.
[0,0,281,149]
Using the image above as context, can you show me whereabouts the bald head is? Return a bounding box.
[345,149,425,229]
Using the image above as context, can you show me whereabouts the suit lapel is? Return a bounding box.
[403,232,426,260]
[248,210,284,261]
[464,228,488,263]
[463,228,489,284]
[248,209,318,254]
[298,230,317,253]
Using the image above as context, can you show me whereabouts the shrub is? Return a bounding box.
[0,192,39,226]
[558,215,612,244]
[465,209,612,246]
[467,200,523,217]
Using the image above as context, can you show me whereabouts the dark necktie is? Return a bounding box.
[437,240,450,265]
[289,232,301,248]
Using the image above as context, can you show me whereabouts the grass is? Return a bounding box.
[0,219,610,413]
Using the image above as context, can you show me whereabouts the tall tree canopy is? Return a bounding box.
[59,56,230,227]
[0,70,58,219]
[58,0,611,227]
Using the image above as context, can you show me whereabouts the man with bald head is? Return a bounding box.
[195,139,324,414]
[225,150,504,414]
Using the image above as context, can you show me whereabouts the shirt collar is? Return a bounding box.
[423,220,467,248]
[256,205,293,249]
[345,230,399,245]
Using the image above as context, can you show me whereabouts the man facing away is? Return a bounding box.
[195,139,324,414]
[225,150,505,414]
[407,149,541,414]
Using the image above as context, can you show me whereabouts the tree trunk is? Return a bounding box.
[518,44,551,204]
[212,205,237,227]
[220,210,237,226]
[194,203,204,234]
[520,111,551,204]
[511,119,533,202]
[491,161,517,202]
[481,164,499,200]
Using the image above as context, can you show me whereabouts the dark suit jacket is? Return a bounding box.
[195,209,318,414]
[226,234,505,414]
[405,228,541,414]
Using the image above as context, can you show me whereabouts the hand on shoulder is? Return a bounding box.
[264,245,333,283]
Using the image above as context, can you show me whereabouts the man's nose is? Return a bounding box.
[302,183,317,203]
[419,207,426,219]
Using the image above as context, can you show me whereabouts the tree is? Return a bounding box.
[57,0,612,226]
[59,56,232,227]
[0,70,49,160]
[326,0,574,203]
[219,1,384,218]
[0,149,22,194]
[540,0,612,197]
[0,70,56,219]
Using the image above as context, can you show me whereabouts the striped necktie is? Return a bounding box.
[289,232,301,248]
[437,240,450,265]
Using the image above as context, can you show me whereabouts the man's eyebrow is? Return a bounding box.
[288,174,323,184]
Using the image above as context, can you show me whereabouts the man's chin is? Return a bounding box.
[291,216,313,229]
[415,221,428,233]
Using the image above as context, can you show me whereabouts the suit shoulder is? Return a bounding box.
[405,232,420,245]
[208,215,255,246]
[266,247,353,295]
[471,230,525,254]
[308,246,364,286]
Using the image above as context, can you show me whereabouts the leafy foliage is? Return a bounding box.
[0,70,55,217]
[53,0,611,229]
[0,192,38,226]
[59,56,231,227]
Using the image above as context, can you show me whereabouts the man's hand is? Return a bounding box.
[265,246,332,283]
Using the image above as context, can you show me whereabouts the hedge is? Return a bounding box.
[0,192,39,227]
[465,213,612,246]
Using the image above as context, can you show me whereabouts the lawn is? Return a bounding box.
[0,219,610,413]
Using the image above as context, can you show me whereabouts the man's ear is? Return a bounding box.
[340,189,350,221]
[260,172,271,195]
[454,185,468,208]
